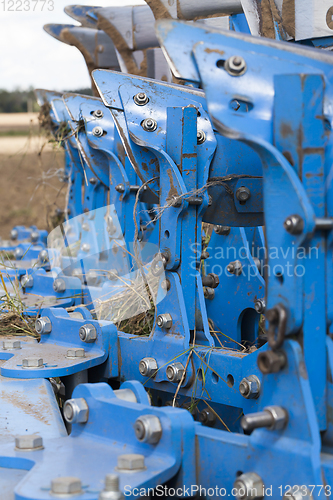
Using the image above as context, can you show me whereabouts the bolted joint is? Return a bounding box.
[38,249,49,263]
[199,408,216,427]
[63,398,89,424]
[92,126,104,137]
[224,55,247,76]
[2,339,21,350]
[51,477,82,496]
[233,472,264,500]
[139,357,158,377]
[15,434,43,451]
[257,350,286,374]
[117,454,145,472]
[197,130,206,144]
[21,274,34,288]
[35,316,52,334]
[151,252,169,277]
[254,298,265,314]
[236,186,251,203]
[284,214,304,235]
[66,348,85,359]
[81,243,90,253]
[214,225,230,236]
[22,357,44,369]
[79,323,97,343]
[227,260,243,276]
[133,92,149,106]
[239,375,261,399]
[99,474,124,500]
[156,313,172,329]
[14,247,24,259]
[93,109,104,118]
[53,278,66,293]
[204,287,215,300]
[10,228,18,240]
[141,118,157,132]
[166,362,185,383]
[30,230,39,243]
[115,183,125,193]
[134,415,162,444]
[202,273,219,288]
[241,405,288,433]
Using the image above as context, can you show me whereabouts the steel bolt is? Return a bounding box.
[204,287,215,300]
[51,477,82,496]
[81,243,90,253]
[156,313,172,329]
[254,298,265,314]
[92,126,104,137]
[199,408,216,427]
[202,273,220,288]
[35,316,52,334]
[14,247,24,259]
[257,349,286,374]
[38,249,49,263]
[82,222,89,231]
[21,274,34,288]
[107,215,117,235]
[225,55,247,76]
[133,92,149,106]
[30,230,39,243]
[139,357,158,377]
[2,339,21,350]
[134,415,162,444]
[241,405,288,433]
[53,278,66,293]
[233,472,264,499]
[117,454,145,472]
[239,375,261,399]
[227,260,243,276]
[214,225,230,236]
[63,398,89,424]
[99,474,124,500]
[284,214,304,235]
[166,362,185,383]
[67,348,85,358]
[93,109,104,118]
[22,357,44,369]
[141,118,157,132]
[10,228,18,240]
[115,183,125,193]
[197,130,206,144]
[79,323,97,343]
[89,177,98,185]
[236,186,251,203]
[15,434,43,451]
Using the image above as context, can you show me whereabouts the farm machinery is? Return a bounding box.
[1,1,333,498]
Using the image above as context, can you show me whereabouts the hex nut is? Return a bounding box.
[63,398,89,424]
[22,357,44,369]
[257,350,286,374]
[79,324,97,343]
[139,357,158,377]
[51,477,82,495]
[224,55,247,76]
[92,126,104,137]
[234,472,264,499]
[15,434,43,451]
[236,186,251,203]
[265,405,288,430]
[2,340,21,350]
[14,247,24,259]
[214,225,231,236]
[53,278,66,293]
[239,375,261,399]
[133,92,149,106]
[141,118,157,132]
[10,229,18,240]
[254,299,266,314]
[156,314,172,329]
[134,415,162,444]
[38,249,49,263]
[30,230,39,243]
[199,409,216,427]
[35,316,52,334]
[81,243,90,253]
[66,348,85,358]
[227,260,243,276]
[21,275,34,288]
[166,362,185,383]
[117,454,146,472]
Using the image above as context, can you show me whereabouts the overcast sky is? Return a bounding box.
[0,0,145,91]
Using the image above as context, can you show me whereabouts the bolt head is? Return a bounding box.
[156,313,172,329]
[15,434,43,450]
[79,323,97,343]
[225,55,247,76]
[10,229,18,240]
[134,415,162,444]
[204,287,215,300]
[35,316,52,334]
[264,405,288,430]
[199,409,216,427]
[2,339,21,350]
[30,230,39,243]
[93,109,104,118]
[81,243,90,253]
[236,186,251,202]
[142,118,157,132]
[63,398,89,424]
[139,357,158,377]
[239,375,261,399]
[92,126,104,137]
[14,247,24,259]
[38,249,49,262]
[53,278,66,293]
[133,92,149,106]
[22,357,44,369]
[197,130,206,144]
[166,362,185,383]
[283,214,304,235]
[115,183,125,193]
[214,225,230,236]
[21,275,33,288]
[227,260,242,276]
[254,299,265,314]
[117,454,145,471]
[257,350,286,374]
[51,477,82,495]
[234,472,264,499]
[67,348,85,358]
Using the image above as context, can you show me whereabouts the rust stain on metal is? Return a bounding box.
[204,47,225,56]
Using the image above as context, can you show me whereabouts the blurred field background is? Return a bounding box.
[0,110,66,239]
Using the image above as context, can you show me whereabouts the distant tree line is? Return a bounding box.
[0,87,93,113]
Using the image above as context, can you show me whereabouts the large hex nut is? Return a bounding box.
[22,357,44,369]
[15,434,43,451]
[20,275,34,288]
[139,357,158,377]
[117,454,145,471]
[257,350,286,374]
[2,340,21,350]
[53,278,66,293]
[134,415,162,444]
[265,405,288,430]
[51,477,82,495]
[66,348,85,359]
[239,375,261,399]
[35,316,52,334]
[63,398,89,424]
[166,362,185,383]
[234,472,264,499]
[79,323,97,343]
